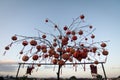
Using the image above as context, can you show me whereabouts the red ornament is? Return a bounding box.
[72,35,77,40]
[58,60,65,66]
[53,42,57,47]
[32,54,39,60]
[11,36,17,41]
[22,55,29,61]
[78,30,83,35]
[45,19,48,22]
[102,50,109,56]
[89,25,93,29]
[62,53,69,60]
[30,40,37,46]
[80,14,85,19]
[52,59,58,64]
[5,46,10,50]
[63,26,68,31]
[66,30,71,35]
[54,53,59,58]
[42,34,46,39]
[101,42,107,47]
[36,45,41,51]
[22,41,28,46]
[91,34,95,39]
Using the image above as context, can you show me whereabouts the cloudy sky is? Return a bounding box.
[0,0,120,78]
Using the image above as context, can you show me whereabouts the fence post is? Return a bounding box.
[16,63,21,79]
[101,63,107,80]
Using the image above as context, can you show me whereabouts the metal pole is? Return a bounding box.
[101,63,107,80]
[16,63,21,79]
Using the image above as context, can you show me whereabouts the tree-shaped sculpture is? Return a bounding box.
[4,15,109,80]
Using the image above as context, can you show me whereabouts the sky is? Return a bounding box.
[0,0,120,78]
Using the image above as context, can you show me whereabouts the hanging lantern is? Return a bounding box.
[101,42,107,47]
[30,40,37,46]
[5,46,10,50]
[80,14,85,19]
[11,36,17,41]
[58,60,65,66]
[62,53,69,60]
[22,41,28,46]
[52,59,58,64]
[36,45,41,51]
[32,54,39,61]
[22,55,29,61]
[102,50,109,56]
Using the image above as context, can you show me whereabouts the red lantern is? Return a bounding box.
[37,63,41,67]
[80,14,85,19]
[78,30,83,35]
[58,60,65,66]
[62,53,69,60]
[63,26,68,31]
[89,25,93,29]
[41,45,47,50]
[11,36,17,41]
[72,35,77,40]
[101,42,107,47]
[30,40,37,46]
[32,54,39,60]
[5,46,10,50]
[102,50,109,56]
[52,59,58,64]
[22,41,28,46]
[45,19,48,22]
[91,34,95,39]
[22,55,29,61]
[42,34,46,39]
[94,60,99,64]
[81,51,88,59]
[36,45,41,51]
[66,30,71,35]
[54,53,59,58]
[53,42,57,47]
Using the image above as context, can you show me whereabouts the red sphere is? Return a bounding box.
[63,26,68,31]
[30,40,37,46]
[22,55,29,61]
[80,14,85,19]
[22,41,28,46]
[101,42,107,47]
[32,54,39,60]
[11,36,17,41]
[72,35,77,40]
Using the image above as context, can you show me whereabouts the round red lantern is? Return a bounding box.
[72,35,77,40]
[78,30,83,35]
[36,45,41,51]
[101,42,107,47]
[11,36,17,41]
[80,14,85,19]
[22,55,29,61]
[102,50,109,56]
[52,59,58,64]
[5,46,10,50]
[58,60,65,66]
[22,41,28,46]
[62,53,69,60]
[30,40,37,46]
[63,26,68,31]
[32,54,39,61]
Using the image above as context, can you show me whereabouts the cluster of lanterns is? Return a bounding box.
[4,15,109,76]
